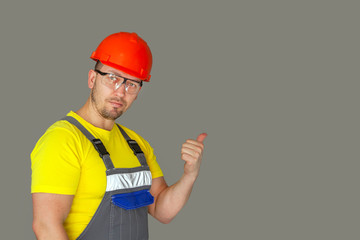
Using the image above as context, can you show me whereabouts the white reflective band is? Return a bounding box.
[106,170,152,192]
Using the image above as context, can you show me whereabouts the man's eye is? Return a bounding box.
[109,74,117,81]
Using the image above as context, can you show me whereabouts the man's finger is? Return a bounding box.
[196,133,208,143]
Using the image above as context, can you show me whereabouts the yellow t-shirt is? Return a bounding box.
[31,111,163,240]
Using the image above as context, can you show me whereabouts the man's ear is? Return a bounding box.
[88,69,96,89]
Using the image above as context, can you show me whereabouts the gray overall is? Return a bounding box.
[63,116,153,240]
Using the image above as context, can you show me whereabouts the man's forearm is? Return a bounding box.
[152,173,197,224]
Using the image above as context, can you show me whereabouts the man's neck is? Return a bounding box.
[76,98,115,131]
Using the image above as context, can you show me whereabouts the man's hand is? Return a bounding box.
[181,133,208,179]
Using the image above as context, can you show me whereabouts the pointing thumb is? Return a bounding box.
[196,133,208,143]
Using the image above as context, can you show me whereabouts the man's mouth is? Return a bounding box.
[109,101,123,108]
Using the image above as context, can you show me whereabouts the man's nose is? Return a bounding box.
[114,82,126,96]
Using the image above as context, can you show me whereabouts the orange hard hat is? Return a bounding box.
[90,32,153,82]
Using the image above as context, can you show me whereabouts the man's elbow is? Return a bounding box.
[32,219,44,238]
[32,218,63,239]
[156,215,175,224]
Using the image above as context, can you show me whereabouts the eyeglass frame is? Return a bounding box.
[94,69,143,94]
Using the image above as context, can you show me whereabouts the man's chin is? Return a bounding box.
[100,109,124,120]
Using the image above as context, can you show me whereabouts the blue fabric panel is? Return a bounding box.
[111,189,154,210]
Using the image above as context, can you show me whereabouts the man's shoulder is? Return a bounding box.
[40,118,84,143]
[31,118,86,161]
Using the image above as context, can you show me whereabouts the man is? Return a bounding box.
[31,32,207,240]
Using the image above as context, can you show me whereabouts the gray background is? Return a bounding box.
[0,0,359,239]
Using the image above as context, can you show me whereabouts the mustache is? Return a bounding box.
[107,98,126,104]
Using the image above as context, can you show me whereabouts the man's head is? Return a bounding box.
[88,32,153,121]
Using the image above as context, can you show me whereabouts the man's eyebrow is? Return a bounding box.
[109,71,142,83]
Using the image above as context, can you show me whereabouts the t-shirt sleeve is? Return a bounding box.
[31,126,82,194]
[145,143,164,179]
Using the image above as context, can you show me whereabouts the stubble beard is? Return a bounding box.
[90,82,125,121]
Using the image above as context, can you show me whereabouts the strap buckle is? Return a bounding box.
[127,140,143,155]
[91,139,109,157]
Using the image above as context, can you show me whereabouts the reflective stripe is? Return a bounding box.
[106,170,152,192]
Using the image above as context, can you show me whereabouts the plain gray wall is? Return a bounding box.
[0,0,359,239]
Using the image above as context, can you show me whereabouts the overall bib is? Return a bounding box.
[63,116,154,240]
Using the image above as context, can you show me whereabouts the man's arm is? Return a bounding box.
[148,133,207,224]
[32,193,74,240]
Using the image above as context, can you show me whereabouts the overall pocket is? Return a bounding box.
[109,192,152,240]
[111,189,154,210]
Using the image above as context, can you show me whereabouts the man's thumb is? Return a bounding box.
[196,133,208,143]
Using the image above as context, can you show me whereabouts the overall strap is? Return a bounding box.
[116,124,148,167]
[62,116,115,170]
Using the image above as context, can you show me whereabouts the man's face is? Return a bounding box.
[89,64,141,120]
